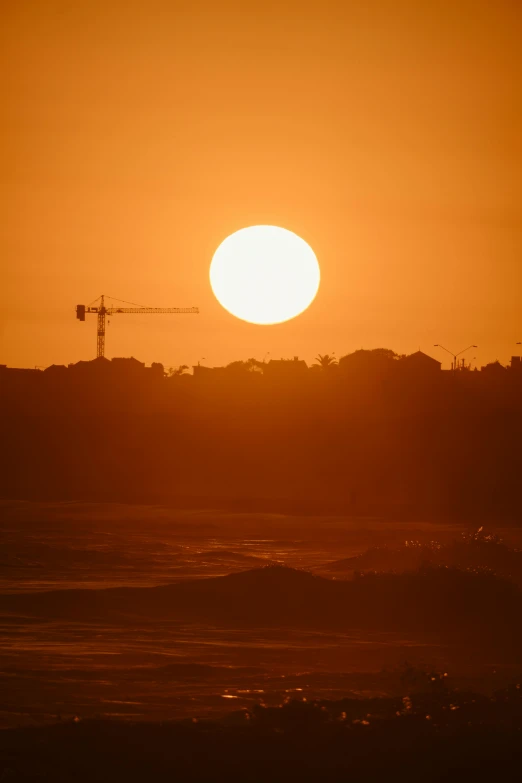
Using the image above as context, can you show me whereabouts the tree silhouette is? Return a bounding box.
[167,365,189,377]
[226,358,264,374]
[338,348,398,373]
[314,354,338,370]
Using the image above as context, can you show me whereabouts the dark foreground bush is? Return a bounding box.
[2,685,522,782]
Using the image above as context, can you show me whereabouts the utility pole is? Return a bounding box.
[434,344,477,371]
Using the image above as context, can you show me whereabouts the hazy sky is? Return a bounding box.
[2,0,521,370]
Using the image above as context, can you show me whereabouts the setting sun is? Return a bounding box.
[209,226,320,325]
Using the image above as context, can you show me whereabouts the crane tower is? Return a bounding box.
[76,295,199,358]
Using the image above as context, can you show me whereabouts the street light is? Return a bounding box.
[434,344,477,371]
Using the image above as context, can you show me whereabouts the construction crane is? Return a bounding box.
[76,295,199,358]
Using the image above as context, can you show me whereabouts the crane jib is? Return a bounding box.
[75,300,199,358]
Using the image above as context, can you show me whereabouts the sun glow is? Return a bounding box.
[210,225,320,325]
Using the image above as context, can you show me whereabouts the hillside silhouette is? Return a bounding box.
[2,348,522,519]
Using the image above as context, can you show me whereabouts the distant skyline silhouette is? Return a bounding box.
[3,346,522,518]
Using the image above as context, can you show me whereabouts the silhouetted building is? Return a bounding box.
[66,356,152,381]
[264,357,308,378]
[110,357,146,375]
[399,350,441,374]
[44,364,68,375]
[68,356,111,373]
[480,361,507,375]
[192,365,227,379]
[1,366,40,377]
[338,348,397,377]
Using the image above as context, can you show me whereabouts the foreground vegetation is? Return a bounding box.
[2,679,522,782]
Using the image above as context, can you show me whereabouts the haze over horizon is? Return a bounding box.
[2,0,521,370]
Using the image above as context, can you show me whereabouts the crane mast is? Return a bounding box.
[97,296,106,358]
[76,294,199,358]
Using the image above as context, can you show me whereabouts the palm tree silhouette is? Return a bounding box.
[314,354,338,370]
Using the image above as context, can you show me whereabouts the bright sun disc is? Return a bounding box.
[210,225,320,325]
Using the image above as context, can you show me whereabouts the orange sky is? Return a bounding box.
[2,0,521,370]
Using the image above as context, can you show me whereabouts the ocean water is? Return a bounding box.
[0,501,519,728]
